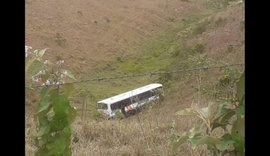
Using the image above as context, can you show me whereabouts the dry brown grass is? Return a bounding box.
[71,107,198,156]
[25,0,207,77]
[25,0,244,155]
[25,113,37,156]
[186,3,245,64]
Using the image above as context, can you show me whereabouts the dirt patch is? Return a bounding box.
[26,0,206,77]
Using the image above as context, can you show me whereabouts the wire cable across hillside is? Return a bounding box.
[26,63,244,89]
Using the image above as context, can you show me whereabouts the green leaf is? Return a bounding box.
[176,108,197,116]
[37,125,50,137]
[219,111,235,124]
[231,117,244,155]
[35,146,48,156]
[211,110,235,131]
[232,116,244,138]
[52,94,69,116]
[211,101,233,131]
[235,105,244,118]
[26,57,45,74]
[38,99,51,113]
[37,111,50,127]
[38,48,47,58]
[63,70,76,80]
[38,88,52,113]
[215,101,231,119]
[188,127,202,138]
[46,137,67,155]
[62,127,72,138]
[25,58,35,72]
[216,140,235,152]
[47,109,55,121]
[232,133,244,156]
[194,136,222,147]
[222,133,232,140]
[62,148,72,156]
[40,87,52,100]
[216,134,235,151]
[190,135,203,149]
[172,135,189,152]
[186,127,204,149]
[49,117,67,132]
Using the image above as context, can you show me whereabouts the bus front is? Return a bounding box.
[97,102,111,119]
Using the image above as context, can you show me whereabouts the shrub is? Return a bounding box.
[172,71,244,156]
[25,46,77,156]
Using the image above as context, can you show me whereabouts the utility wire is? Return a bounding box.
[25,63,244,89]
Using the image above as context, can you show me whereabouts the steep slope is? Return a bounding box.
[26,0,244,155]
[26,0,205,78]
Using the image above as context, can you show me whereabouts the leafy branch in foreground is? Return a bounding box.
[26,46,77,156]
[173,71,244,156]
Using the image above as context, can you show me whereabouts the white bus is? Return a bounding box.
[97,83,164,119]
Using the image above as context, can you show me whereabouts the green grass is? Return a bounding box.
[28,10,227,109]
[69,5,244,113]
[73,14,217,104]
[26,2,245,155]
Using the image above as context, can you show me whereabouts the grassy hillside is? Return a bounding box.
[25,0,244,155]
[26,0,206,78]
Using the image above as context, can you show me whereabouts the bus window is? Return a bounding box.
[121,99,132,107]
[111,102,120,111]
[97,103,108,110]
[130,96,139,103]
[138,91,152,101]
[111,99,131,111]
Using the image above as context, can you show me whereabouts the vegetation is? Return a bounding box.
[26,47,77,156]
[173,72,244,156]
[26,0,244,155]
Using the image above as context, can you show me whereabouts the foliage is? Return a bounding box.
[35,87,77,156]
[26,46,77,156]
[25,46,47,73]
[173,71,244,156]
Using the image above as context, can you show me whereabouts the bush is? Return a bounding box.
[172,72,244,155]
[26,46,77,156]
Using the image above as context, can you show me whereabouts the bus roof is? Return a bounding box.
[97,83,162,105]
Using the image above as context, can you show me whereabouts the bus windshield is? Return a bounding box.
[97,103,108,110]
